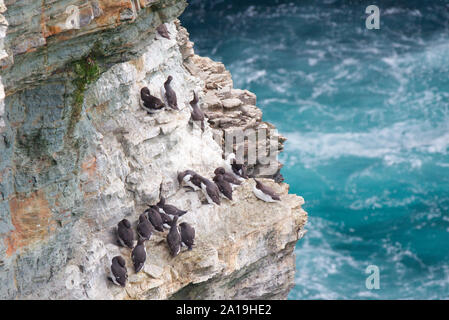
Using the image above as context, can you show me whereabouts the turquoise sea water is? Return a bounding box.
[181,0,449,299]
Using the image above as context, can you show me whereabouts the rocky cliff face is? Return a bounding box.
[0,0,307,299]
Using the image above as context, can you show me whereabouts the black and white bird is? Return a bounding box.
[137,213,154,241]
[117,219,134,249]
[193,175,221,205]
[214,167,242,186]
[167,216,182,257]
[156,23,170,40]
[253,179,281,203]
[145,206,165,232]
[189,91,205,132]
[131,238,146,273]
[178,170,202,191]
[231,160,248,180]
[140,87,165,114]
[108,256,128,287]
[213,174,233,201]
[157,196,187,219]
[164,76,179,111]
[179,222,195,251]
[159,210,173,230]
[224,153,247,181]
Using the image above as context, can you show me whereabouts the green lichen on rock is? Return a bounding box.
[68,55,101,137]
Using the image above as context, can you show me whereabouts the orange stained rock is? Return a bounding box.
[5,190,55,257]
[81,156,97,179]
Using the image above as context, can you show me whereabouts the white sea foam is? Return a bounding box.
[308,58,318,66]
[292,217,363,299]
[284,120,449,168]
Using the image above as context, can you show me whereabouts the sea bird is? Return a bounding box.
[117,219,135,249]
[164,76,179,111]
[156,23,170,39]
[214,167,242,186]
[167,216,182,257]
[213,173,233,200]
[252,179,281,202]
[179,222,195,251]
[189,91,205,132]
[224,153,247,181]
[131,238,146,273]
[137,213,154,241]
[178,170,202,191]
[157,196,188,219]
[108,256,128,287]
[140,87,165,114]
[192,175,221,205]
[145,206,165,232]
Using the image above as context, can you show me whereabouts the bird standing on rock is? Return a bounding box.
[140,87,165,114]
[224,153,247,181]
[253,179,281,202]
[158,210,173,230]
[231,158,248,180]
[213,174,233,201]
[137,213,154,241]
[193,175,221,205]
[164,76,179,111]
[179,222,195,251]
[132,238,147,273]
[145,206,165,232]
[157,196,188,219]
[214,167,242,186]
[167,216,182,257]
[156,23,170,40]
[189,91,205,132]
[117,219,134,249]
[178,170,202,191]
[108,256,128,287]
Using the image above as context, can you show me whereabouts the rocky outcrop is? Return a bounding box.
[0,0,307,299]
[177,24,286,181]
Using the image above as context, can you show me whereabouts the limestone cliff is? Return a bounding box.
[0,0,307,299]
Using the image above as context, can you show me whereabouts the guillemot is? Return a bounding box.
[224,153,247,181]
[192,175,221,205]
[140,87,165,114]
[137,213,154,241]
[157,196,187,219]
[145,206,165,232]
[179,222,195,251]
[156,23,170,40]
[108,256,127,287]
[189,91,205,132]
[117,219,134,249]
[214,167,242,186]
[253,179,281,202]
[213,173,233,201]
[167,216,181,257]
[131,238,146,273]
[178,170,202,191]
[164,76,179,111]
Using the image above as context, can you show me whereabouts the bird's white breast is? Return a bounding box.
[252,185,277,202]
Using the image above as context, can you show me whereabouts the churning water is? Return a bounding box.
[181,0,449,299]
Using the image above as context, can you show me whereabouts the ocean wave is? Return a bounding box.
[284,121,449,168]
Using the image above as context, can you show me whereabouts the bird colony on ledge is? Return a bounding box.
[108,24,282,288]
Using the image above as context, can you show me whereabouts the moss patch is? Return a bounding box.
[67,56,101,137]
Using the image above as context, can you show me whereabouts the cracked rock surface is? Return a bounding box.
[0,1,307,299]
